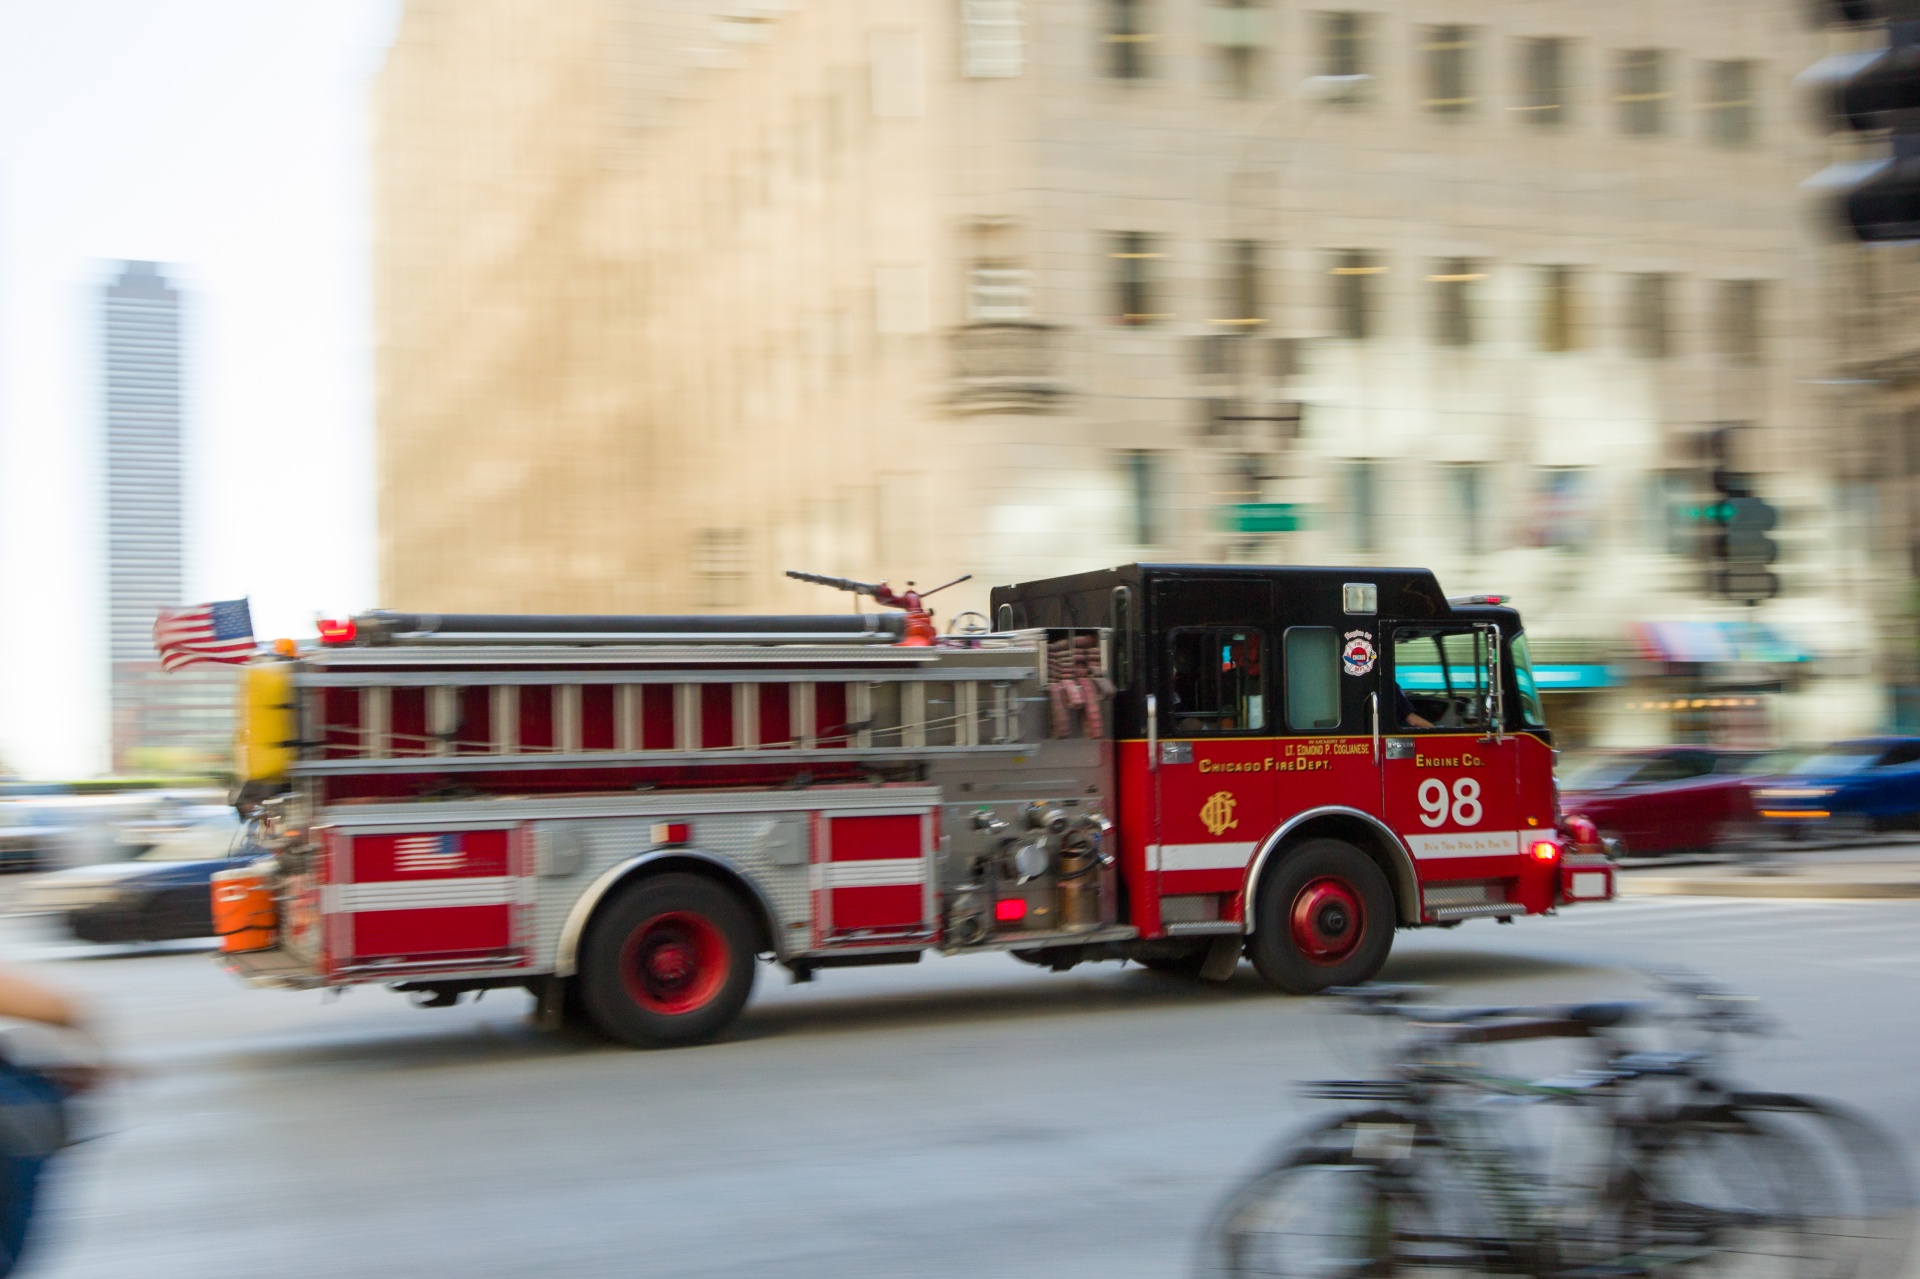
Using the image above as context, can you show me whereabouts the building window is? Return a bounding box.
[1423,25,1476,115]
[1218,240,1264,327]
[962,0,1024,78]
[1704,59,1755,147]
[1318,11,1370,100]
[1125,449,1163,545]
[1532,468,1593,550]
[1651,469,1693,555]
[1208,0,1267,97]
[1448,462,1488,556]
[1538,265,1582,352]
[1518,37,1568,127]
[1629,273,1674,359]
[694,528,749,607]
[969,260,1032,321]
[1106,0,1152,79]
[870,30,925,118]
[1716,279,1765,364]
[1330,250,1380,340]
[1617,48,1669,136]
[1345,459,1379,554]
[1430,258,1482,347]
[1111,232,1165,324]
[874,264,930,334]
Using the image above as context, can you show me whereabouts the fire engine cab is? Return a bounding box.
[215,564,1613,1048]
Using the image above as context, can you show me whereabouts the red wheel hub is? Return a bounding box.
[620,911,730,1015]
[1289,876,1363,965]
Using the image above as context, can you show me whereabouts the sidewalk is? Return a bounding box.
[1620,842,1920,899]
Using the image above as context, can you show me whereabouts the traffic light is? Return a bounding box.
[1807,3,1920,240]
[1701,427,1781,602]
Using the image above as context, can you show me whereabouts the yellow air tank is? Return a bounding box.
[237,660,298,784]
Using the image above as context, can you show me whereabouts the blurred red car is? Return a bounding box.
[1558,747,1763,859]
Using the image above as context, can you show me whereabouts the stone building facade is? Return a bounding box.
[376,0,1882,746]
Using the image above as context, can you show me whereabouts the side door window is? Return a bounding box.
[1166,627,1268,735]
[1389,627,1495,731]
[1283,627,1341,731]
[1876,742,1920,768]
[1624,754,1694,787]
[1867,742,1920,809]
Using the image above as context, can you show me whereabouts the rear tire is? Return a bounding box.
[578,873,758,1048]
[1248,840,1394,995]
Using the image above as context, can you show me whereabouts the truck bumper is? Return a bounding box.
[1557,855,1616,904]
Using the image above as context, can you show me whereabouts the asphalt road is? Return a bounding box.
[11,895,1920,1279]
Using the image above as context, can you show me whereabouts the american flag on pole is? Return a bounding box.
[153,599,256,672]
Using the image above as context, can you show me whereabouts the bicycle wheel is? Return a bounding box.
[1727,1096,1918,1279]
[1624,1111,1845,1279]
[1202,1123,1491,1279]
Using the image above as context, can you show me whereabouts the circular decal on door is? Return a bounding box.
[1341,631,1377,677]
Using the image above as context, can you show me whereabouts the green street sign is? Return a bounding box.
[1222,502,1301,533]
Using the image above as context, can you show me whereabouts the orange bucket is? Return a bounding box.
[212,866,277,953]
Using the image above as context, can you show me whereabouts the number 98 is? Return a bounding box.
[1417,777,1482,828]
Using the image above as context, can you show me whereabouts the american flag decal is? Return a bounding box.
[153,599,256,671]
[393,834,465,874]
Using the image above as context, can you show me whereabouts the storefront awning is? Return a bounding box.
[1629,620,1808,665]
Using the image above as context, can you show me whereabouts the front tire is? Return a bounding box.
[578,873,758,1048]
[1248,839,1394,995]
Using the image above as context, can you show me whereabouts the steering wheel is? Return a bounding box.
[950,610,991,636]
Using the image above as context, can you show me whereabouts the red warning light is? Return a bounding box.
[1529,839,1560,863]
[650,822,691,846]
[994,898,1027,923]
[316,618,357,646]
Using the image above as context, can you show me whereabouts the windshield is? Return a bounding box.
[1510,633,1547,728]
[131,815,241,862]
[1787,744,1886,777]
[1560,753,1655,792]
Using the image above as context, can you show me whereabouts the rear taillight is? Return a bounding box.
[316,618,357,646]
[1529,839,1561,863]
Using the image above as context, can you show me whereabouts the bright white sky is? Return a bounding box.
[0,0,399,776]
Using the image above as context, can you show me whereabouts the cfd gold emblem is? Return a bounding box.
[1200,791,1240,837]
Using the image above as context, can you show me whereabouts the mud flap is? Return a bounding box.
[1199,936,1243,982]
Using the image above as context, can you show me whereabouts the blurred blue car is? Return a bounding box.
[1748,738,1920,841]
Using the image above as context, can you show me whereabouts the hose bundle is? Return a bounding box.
[1046,634,1117,739]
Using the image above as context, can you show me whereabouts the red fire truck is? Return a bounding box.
[213,564,1613,1047]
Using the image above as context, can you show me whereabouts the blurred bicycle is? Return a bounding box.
[1200,976,1914,1279]
[0,969,104,1277]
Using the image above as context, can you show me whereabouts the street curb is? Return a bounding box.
[1622,877,1920,900]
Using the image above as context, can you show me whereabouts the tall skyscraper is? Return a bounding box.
[103,261,232,773]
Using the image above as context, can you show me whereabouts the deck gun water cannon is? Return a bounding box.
[785,570,972,646]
